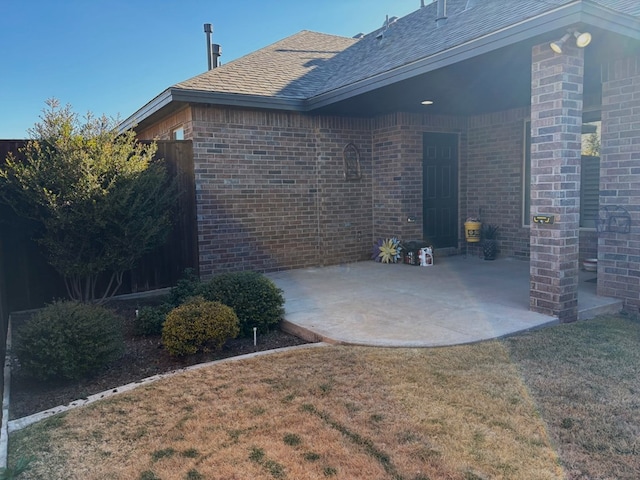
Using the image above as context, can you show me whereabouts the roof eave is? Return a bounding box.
[171,89,306,111]
[304,1,640,111]
[120,88,306,132]
[581,1,640,38]
[119,88,173,132]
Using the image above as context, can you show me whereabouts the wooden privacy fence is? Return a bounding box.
[0,139,198,313]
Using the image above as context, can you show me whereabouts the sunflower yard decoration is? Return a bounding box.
[372,237,402,263]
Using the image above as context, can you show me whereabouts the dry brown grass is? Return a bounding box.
[504,314,640,480]
[10,341,565,480]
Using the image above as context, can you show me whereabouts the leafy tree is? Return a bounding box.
[583,131,601,157]
[0,99,177,303]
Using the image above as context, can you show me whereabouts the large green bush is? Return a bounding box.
[199,271,284,337]
[161,297,240,357]
[0,99,177,303]
[14,301,124,381]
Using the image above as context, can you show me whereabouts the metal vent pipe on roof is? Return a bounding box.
[212,43,221,68]
[204,23,213,70]
[436,0,448,26]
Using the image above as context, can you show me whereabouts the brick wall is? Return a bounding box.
[191,106,372,278]
[529,43,584,321]
[135,90,602,285]
[314,118,373,264]
[465,107,597,262]
[372,114,408,240]
[599,55,640,312]
[467,108,530,258]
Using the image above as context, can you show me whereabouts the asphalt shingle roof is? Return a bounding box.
[171,0,639,104]
[174,31,357,99]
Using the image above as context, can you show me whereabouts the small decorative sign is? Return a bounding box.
[343,143,362,181]
[533,215,555,224]
[597,205,631,234]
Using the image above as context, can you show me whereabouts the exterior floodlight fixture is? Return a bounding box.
[550,29,592,54]
[574,30,592,48]
[550,33,571,53]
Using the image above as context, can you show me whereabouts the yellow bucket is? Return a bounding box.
[464,221,482,243]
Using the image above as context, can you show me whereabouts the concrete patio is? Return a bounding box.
[269,256,622,347]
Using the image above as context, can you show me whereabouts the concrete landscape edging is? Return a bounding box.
[0,334,327,469]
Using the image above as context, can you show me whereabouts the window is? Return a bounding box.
[172,127,184,140]
[523,115,601,228]
[579,114,601,228]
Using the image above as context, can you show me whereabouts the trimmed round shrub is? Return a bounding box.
[14,301,124,381]
[199,271,285,337]
[134,304,171,336]
[161,296,240,357]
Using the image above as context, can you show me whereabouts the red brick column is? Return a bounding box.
[529,42,584,321]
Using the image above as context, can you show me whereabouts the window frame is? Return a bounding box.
[523,112,600,229]
[172,126,185,140]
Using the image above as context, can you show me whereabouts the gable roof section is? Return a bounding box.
[315,0,572,96]
[122,0,640,131]
[174,31,357,100]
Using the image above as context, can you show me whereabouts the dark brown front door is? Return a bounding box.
[422,132,458,248]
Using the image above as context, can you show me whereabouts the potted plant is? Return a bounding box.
[482,224,499,260]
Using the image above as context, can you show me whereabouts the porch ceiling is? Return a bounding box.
[311,42,533,117]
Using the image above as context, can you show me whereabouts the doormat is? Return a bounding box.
[585,277,597,283]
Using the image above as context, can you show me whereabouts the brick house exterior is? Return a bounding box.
[124,0,640,321]
[600,55,640,313]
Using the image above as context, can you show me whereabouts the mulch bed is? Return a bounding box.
[9,298,310,420]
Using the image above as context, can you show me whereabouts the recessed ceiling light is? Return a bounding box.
[421,100,434,105]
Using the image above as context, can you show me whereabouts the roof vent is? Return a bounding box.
[353,33,365,39]
[203,23,222,70]
[381,15,398,29]
[436,0,448,27]
[212,44,222,68]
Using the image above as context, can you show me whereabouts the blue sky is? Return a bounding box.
[0,0,420,138]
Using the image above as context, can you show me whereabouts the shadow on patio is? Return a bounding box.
[269,256,622,347]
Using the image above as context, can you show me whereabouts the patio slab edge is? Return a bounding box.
[283,316,561,347]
